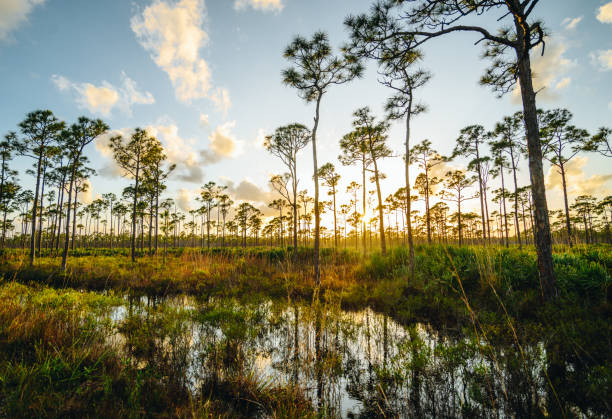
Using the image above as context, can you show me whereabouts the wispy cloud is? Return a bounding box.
[234,0,283,13]
[555,77,571,90]
[211,87,231,116]
[562,16,582,30]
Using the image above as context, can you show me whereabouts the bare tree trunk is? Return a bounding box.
[511,151,522,248]
[405,111,415,275]
[61,166,76,270]
[425,166,432,244]
[0,155,5,249]
[476,152,487,244]
[54,181,65,252]
[559,164,573,247]
[148,200,153,255]
[457,197,463,246]
[515,43,557,300]
[501,169,509,247]
[37,162,48,258]
[131,162,139,263]
[29,152,43,265]
[312,94,322,285]
[361,159,367,257]
[371,155,386,255]
[484,187,491,245]
[72,191,78,250]
[332,187,337,248]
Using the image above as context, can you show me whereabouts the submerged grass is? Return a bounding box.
[0,281,317,418]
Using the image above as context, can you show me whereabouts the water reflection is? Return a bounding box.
[103,296,593,418]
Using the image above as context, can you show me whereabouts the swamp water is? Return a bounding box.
[103,295,591,418]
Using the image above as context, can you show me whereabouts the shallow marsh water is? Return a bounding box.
[104,295,594,418]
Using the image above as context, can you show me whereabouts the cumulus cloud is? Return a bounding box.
[131,0,230,112]
[592,49,612,70]
[96,124,204,182]
[176,188,199,211]
[0,0,44,41]
[95,121,243,184]
[546,156,612,197]
[148,124,205,183]
[221,177,278,204]
[201,121,241,163]
[52,72,154,116]
[199,113,209,127]
[428,159,462,180]
[80,179,94,205]
[562,16,582,30]
[234,0,283,12]
[94,128,134,178]
[511,39,575,104]
[597,2,612,23]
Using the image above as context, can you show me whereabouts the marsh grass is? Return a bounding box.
[0,281,317,418]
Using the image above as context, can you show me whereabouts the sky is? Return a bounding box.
[1,0,611,225]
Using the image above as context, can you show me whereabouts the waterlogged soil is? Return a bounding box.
[102,294,579,418]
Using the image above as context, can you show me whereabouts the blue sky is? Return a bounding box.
[1,0,611,221]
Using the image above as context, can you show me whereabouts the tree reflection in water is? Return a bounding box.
[112,295,601,418]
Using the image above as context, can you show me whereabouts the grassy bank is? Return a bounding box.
[1,244,609,321]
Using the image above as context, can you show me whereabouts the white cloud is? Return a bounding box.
[80,179,93,204]
[176,188,199,211]
[0,0,44,41]
[96,125,204,182]
[592,49,612,70]
[52,72,154,116]
[597,2,612,23]
[95,120,243,184]
[211,87,231,115]
[82,85,119,116]
[147,123,204,183]
[221,177,277,204]
[608,101,612,111]
[52,74,70,91]
[562,16,582,30]
[512,39,575,104]
[131,0,230,112]
[199,113,209,127]
[120,72,156,107]
[254,128,267,148]
[234,0,283,12]
[555,77,571,90]
[546,156,612,197]
[94,128,134,178]
[202,121,241,163]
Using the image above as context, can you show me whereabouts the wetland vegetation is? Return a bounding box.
[2,0,612,417]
